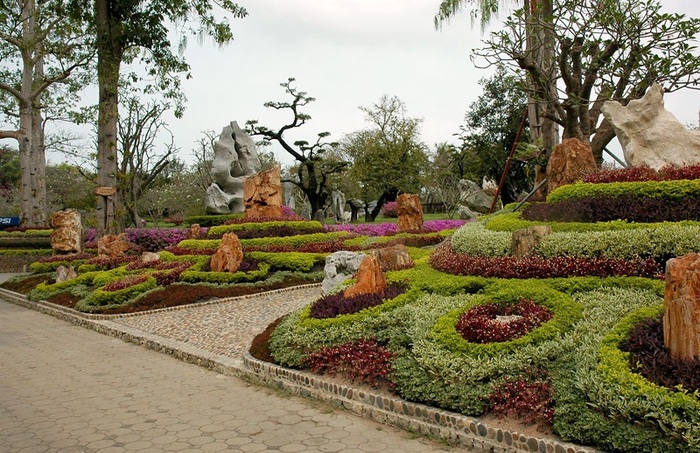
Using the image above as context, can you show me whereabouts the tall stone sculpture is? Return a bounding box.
[205,121,262,214]
[602,83,700,169]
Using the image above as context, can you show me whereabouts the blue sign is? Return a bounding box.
[0,216,20,228]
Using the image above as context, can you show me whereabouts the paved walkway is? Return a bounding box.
[0,275,469,453]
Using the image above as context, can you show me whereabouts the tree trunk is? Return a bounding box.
[95,0,123,238]
[664,254,700,361]
[366,189,398,222]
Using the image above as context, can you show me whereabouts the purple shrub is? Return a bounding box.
[381,201,399,217]
[456,299,553,343]
[309,282,408,319]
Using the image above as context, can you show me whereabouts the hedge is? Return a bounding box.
[547,179,700,204]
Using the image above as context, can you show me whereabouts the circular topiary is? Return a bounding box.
[456,298,553,343]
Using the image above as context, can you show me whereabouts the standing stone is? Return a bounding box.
[210,233,244,273]
[396,193,423,233]
[546,138,597,195]
[244,165,283,219]
[97,233,131,258]
[343,255,387,299]
[55,265,77,283]
[370,244,415,271]
[50,209,82,255]
[322,251,367,295]
[205,121,262,214]
[331,190,346,223]
[663,253,700,361]
[602,83,700,169]
[140,252,161,264]
[512,226,553,258]
[187,224,202,240]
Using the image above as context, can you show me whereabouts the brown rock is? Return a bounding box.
[344,255,387,298]
[210,232,244,273]
[187,224,202,239]
[663,253,700,361]
[370,244,415,271]
[141,252,161,264]
[244,165,283,219]
[545,138,597,195]
[396,193,423,233]
[97,233,131,258]
[55,265,77,283]
[512,226,553,258]
[50,209,82,255]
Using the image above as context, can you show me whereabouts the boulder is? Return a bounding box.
[459,180,494,214]
[546,138,597,195]
[370,244,414,271]
[244,165,283,219]
[50,209,82,255]
[457,205,478,221]
[331,190,346,223]
[512,226,553,258]
[97,233,131,258]
[205,121,262,214]
[210,233,244,273]
[322,251,366,295]
[602,83,700,170]
[396,193,423,232]
[55,265,77,283]
[187,224,202,240]
[663,253,700,361]
[141,252,161,264]
[343,255,387,299]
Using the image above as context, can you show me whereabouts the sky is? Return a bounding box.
[33,0,700,167]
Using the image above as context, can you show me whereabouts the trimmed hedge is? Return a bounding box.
[185,213,242,227]
[207,220,324,238]
[247,251,327,272]
[546,179,700,204]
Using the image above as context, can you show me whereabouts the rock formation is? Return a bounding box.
[322,251,366,295]
[210,233,244,273]
[396,193,423,232]
[459,180,496,214]
[187,224,202,240]
[602,83,700,169]
[244,165,283,219]
[546,138,597,195]
[663,253,700,361]
[370,244,415,271]
[50,209,82,255]
[331,190,346,223]
[512,226,553,258]
[205,121,262,214]
[55,265,77,283]
[458,205,478,221]
[343,255,387,299]
[97,233,131,258]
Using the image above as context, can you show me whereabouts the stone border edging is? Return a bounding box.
[0,286,601,453]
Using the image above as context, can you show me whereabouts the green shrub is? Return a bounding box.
[207,220,323,237]
[179,262,271,284]
[185,213,242,227]
[547,179,700,204]
[450,222,511,257]
[484,210,656,233]
[247,252,327,272]
[77,276,158,311]
[242,231,351,248]
[0,249,52,256]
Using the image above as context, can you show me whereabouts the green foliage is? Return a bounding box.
[247,252,326,272]
[179,262,271,284]
[0,229,52,237]
[185,214,243,227]
[547,180,700,204]
[484,210,654,232]
[241,231,350,248]
[77,276,158,311]
[208,220,323,237]
[451,222,511,256]
[29,258,90,273]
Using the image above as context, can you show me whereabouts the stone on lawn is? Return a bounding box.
[244,165,283,219]
[397,193,423,232]
[97,233,131,258]
[50,209,82,255]
[322,251,366,295]
[343,255,387,299]
[210,232,244,273]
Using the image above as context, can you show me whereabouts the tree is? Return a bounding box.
[46,162,95,213]
[117,90,178,227]
[424,143,477,218]
[474,0,700,165]
[342,95,429,222]
[0,0,93,227]
[64,0,247,238]
[458,66,532,204]
[246,78,350,215]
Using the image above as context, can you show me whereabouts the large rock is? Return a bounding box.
[205,121,262,214]
[244,165,283,219]
[370,244,414,271]
[663,253,700,361]
[55,265,77,283]
[546,138,597,195]
[331,190,346,223]
[50,209,82,255]
[602,83,700,170]
[512,226,552,258]
[322,251,366,295]
[343,255,387,299]
[457,205,478,221]
[459,180,495,214]
[396,193,423,232]
[210,233,244,273]
[97,233,131,258]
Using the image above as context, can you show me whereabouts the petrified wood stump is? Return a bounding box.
[663,253,700,361]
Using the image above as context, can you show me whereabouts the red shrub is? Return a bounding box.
[102,274,150,292]
[583,163,700,184]
[307,338,395,389]
[165,246,215,256]
[309,282,408,319]
[487,368,554,426]
[456,299,553,343]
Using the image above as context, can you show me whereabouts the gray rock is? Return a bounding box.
[205,121,262,214]
[331,190,346,223]
[322,251,367,295]
[55,265,77,283]
[602,83,700,170]
[459,180,495,214]
[457,205,478,221]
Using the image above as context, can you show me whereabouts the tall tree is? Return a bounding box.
[65,0,247,237]
[0,0,93,227]
[246,78,350,215]
[474,0,700,164]
[342,95,428,222]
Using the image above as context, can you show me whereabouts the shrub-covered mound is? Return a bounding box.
[309,282,408,319]
[456,298,553,343]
